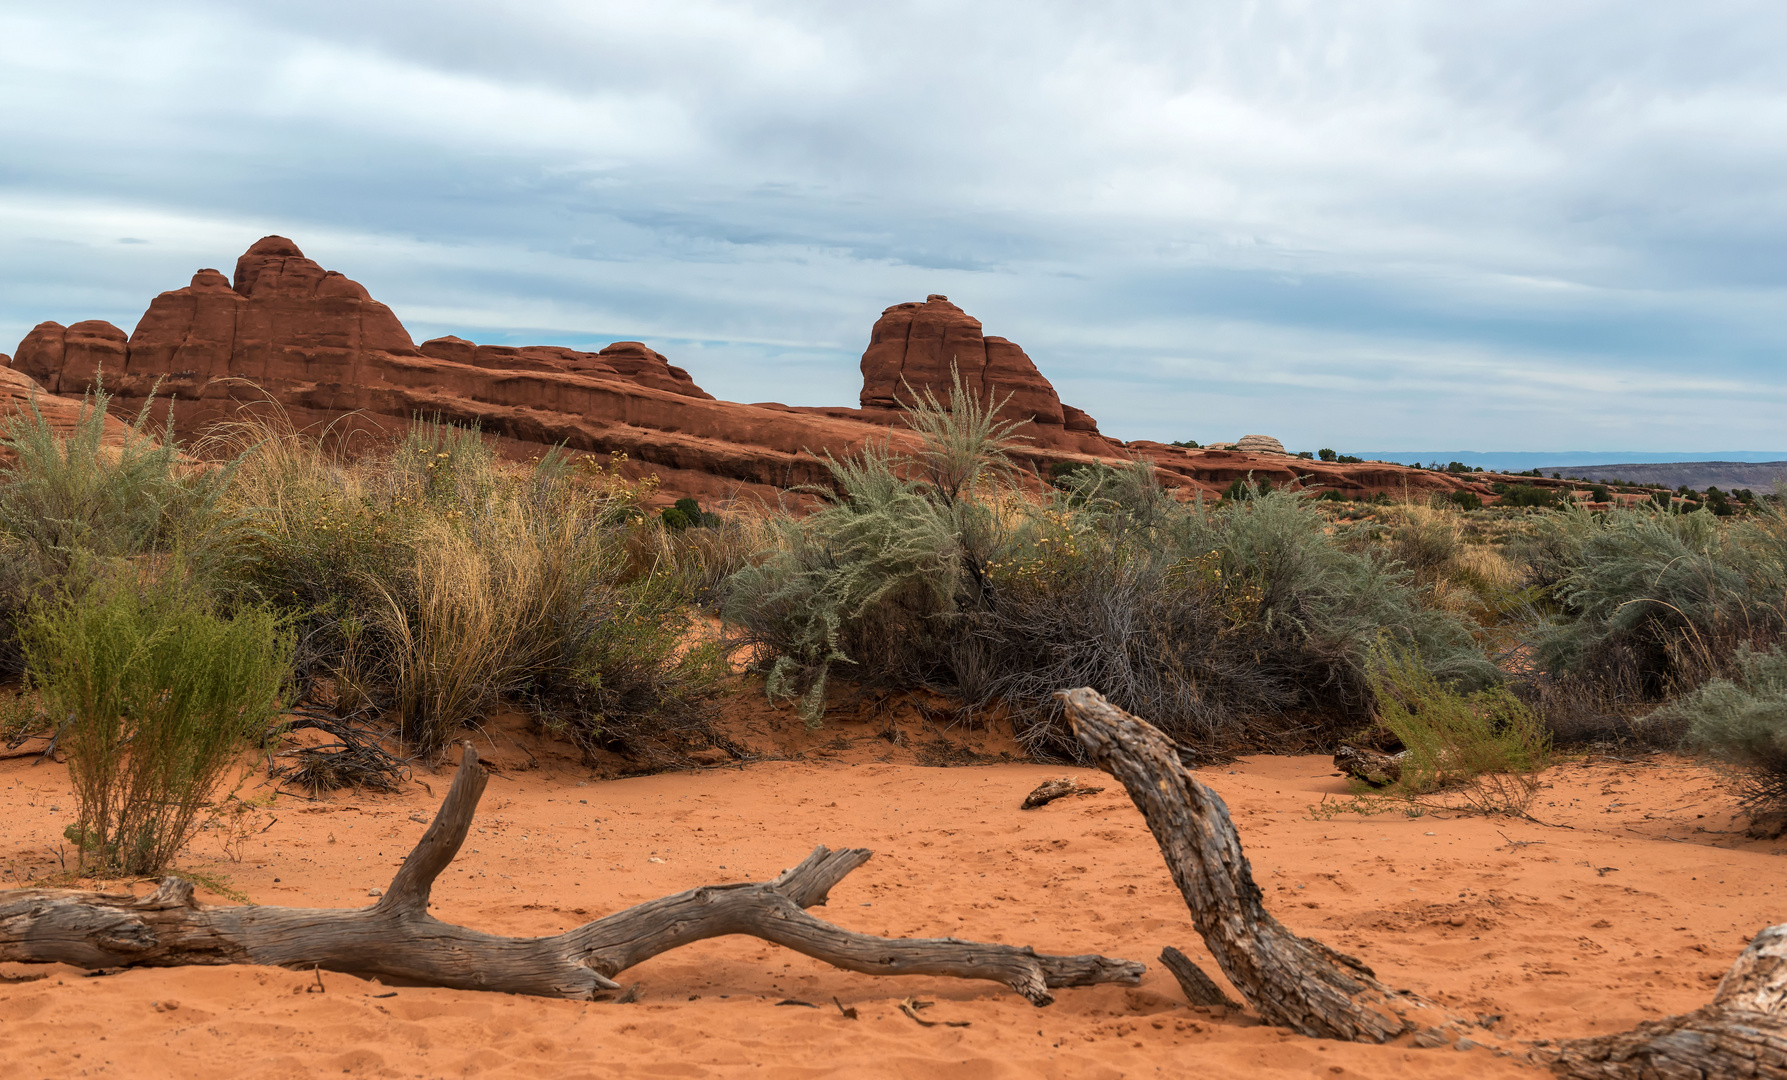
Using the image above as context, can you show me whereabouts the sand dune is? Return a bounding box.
[3,716,1782,1078]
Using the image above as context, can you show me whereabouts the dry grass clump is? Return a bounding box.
[218,413,726,762]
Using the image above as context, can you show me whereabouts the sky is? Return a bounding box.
[2,1,1784,453]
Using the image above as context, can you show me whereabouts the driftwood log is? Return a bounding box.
[1535,922,1787,1078]
[1058,687,1467,1042]
[0,743,1142,1005]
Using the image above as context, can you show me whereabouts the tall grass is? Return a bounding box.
[214,412,723,761]
[22,571,291,874]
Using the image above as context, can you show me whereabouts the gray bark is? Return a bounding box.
[1536,923,1787,1078]
[1058,687,1463,1042]
[0,742,1142,1005]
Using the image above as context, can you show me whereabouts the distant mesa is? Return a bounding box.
[6,236,1483,505]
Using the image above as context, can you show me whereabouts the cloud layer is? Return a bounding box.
[3,0,1784,450]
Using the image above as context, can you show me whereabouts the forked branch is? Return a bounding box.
[0,743,1141,1005]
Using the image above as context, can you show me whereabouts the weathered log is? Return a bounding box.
[1058,687,1464,1042]
[1535,922,1787,1078]
[1334,744,1404,786]
[0,742,1142,1005]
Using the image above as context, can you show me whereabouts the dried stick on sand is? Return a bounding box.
[1058,687,1468,1043]
[0,743,1143,1005]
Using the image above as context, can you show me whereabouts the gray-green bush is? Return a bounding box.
[1523,505,1787,699]
[722,385,1496,754]
[1649,645,1787,835]
[0,382,236,671]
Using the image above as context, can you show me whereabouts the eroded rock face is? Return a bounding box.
[859,294,1095,444]
[14,320,129,395]
[11,237,1484,506]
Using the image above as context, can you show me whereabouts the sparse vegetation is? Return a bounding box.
[721,379,1496,755]
[1649,644,1787,835]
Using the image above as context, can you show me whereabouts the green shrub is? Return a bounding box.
[1497,483,1557,508]
[1318,448,1337,462]
[23,571,292,875]
[1650,645,1787,835]
[661,507,692,530]
[1450,490,1483,511]
[1367,641,1550,814]
[1336,454,1364,464]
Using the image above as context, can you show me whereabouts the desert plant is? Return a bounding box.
[0,380,238,669]
[1649,644,1787,836]
[1367,640,1550,814]
[22,571,291,875]
[1497,483,1557,509]
[1523,505,1787,698]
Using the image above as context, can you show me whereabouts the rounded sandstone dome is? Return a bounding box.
[1234,434,1286,454]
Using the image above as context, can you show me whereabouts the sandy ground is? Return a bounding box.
[3,710,1783,1079]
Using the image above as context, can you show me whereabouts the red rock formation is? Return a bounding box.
[14,320,130,395]
[859,294,1104,451]
[10,237,1484,507]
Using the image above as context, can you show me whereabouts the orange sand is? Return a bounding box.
[3,718,1783,1079]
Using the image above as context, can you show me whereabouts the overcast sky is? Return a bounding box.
[3,1,1783,451]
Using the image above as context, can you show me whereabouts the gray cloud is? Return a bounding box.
[2,0,1784,450]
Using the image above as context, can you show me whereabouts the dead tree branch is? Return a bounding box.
[1535,922,1787,1077]
[0,742,1141,1005]
[1058,686,1467,1042]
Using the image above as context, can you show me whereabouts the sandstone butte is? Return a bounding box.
[7,236,1490,506]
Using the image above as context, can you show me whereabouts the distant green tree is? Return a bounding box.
[1318,448,1337,462]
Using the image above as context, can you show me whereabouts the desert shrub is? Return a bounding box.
[0,685,46,745]
[0,382,237,670]
[723,370,1028,725]
[1523,505,1787,700]
[1367,641,1550,814]
[1497,483,1556,508]
[725,414,1496,754]
[1450,490,1483,511]
[661,507,692,530]
[1649,645,1787,835]
[1386,510,1461,585]
[22,571,291,874]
